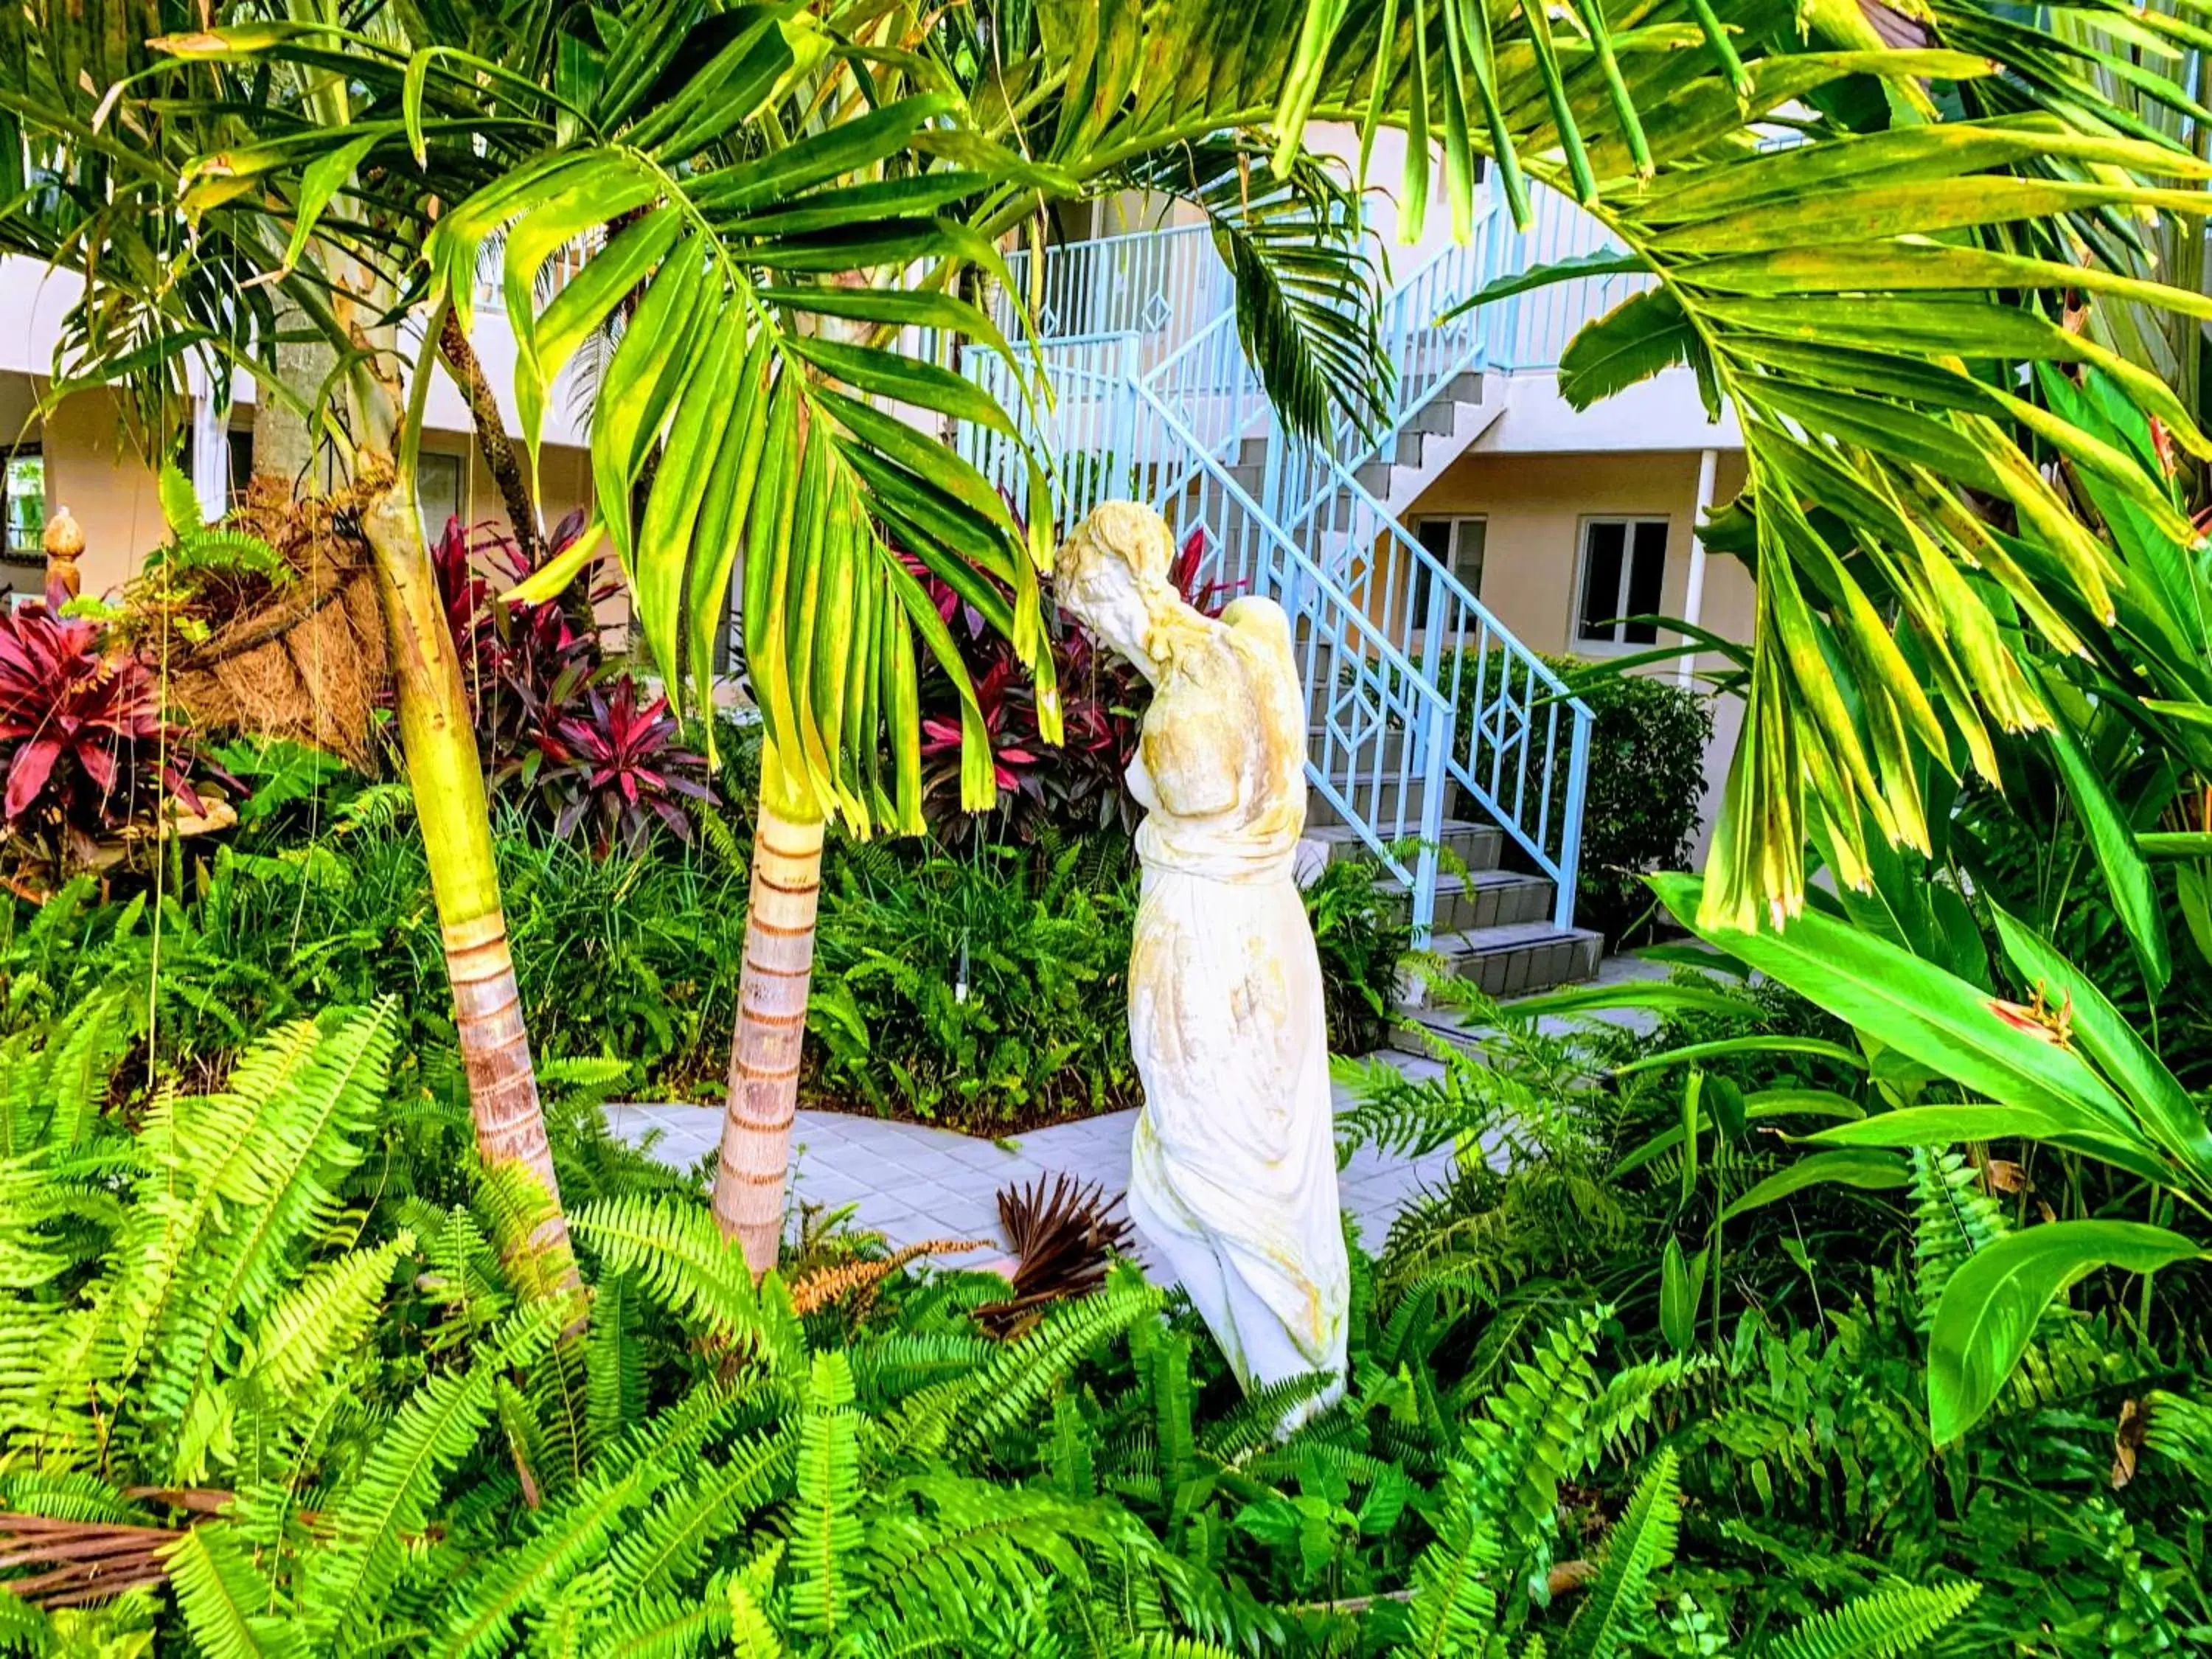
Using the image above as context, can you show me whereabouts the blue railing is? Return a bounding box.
[972,184,1629,942]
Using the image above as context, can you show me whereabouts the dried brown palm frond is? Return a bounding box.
[975,1175,1133,1340]
[787,1237,990,1320]
[0,1512,181,1609]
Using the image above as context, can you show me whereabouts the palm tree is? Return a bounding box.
[13,0,2210,1275]
[0,1,582,1270]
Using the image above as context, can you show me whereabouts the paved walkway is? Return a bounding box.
[608,1051,1453,1267]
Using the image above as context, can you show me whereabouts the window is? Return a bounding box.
[1413,517,1486,625]
[3,449,45,562]
[1575,518,1667,647]
[418,451,465,542]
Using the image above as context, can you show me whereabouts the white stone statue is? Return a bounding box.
[1055,501,1349,1427]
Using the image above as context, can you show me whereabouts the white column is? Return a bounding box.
[188,362,228,521]
[1677,446,1719,688]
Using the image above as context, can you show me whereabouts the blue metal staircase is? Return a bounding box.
[962,188,1634,990]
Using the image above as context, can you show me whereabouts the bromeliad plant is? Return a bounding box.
[0,606,211,881]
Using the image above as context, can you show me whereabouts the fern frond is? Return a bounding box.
[1906,1149,2006,1329]
[894,1276,1161,1464]
[161,1522,294,1659]
[597,1585,734,1658]
[785,1351,862,1641]
[1760,1582,1982,1659]
[726,1567,785,1659]
[1559,1451,1678,1659]
[238,1234,410,1406]
[144,1004,400,1443]
[298,1300,563,1645]
[1197,1371,1339,1466]
[606,1427,793,1596]
[1460,1306,1607,1580]
[426,1457,667,1659]
[1397,1472,1502,1658]
[571,1196,761,1349]
[0,1587,50,1654]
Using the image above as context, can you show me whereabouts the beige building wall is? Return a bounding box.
[1404,448,1753,855]
[6,380,597,608]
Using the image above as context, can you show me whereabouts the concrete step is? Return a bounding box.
[1305,778,1450,830]
[1303,817,1503,872]
[1447,370,1485,403]
[1406,402,1458,438]
[1387,922,1605,1055]
[1379,869,1554,934]
[1310,723,1413,771]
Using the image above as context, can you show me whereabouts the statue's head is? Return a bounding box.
[1057,501,1180,678]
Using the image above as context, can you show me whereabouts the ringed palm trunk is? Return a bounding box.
[357,460,576,1281]
[714,739,826,1272]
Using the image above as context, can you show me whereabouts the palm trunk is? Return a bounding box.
[714,740,826,1272]
[358,465,575,1281]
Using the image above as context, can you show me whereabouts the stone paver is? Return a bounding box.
[606,1050,1455,1272]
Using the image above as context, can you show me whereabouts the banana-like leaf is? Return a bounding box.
[1928,1221,2204,1444]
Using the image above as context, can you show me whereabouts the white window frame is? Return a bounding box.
[1571,515,1669,653]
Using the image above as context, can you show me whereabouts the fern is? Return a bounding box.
[605,1427,794,1596]
[426,1456,667,1658]
[897,1273,1161,1462]
[571,1194,762,1348]
[162,1523,293,1659]
[1905,1148,2007,1329]
[298,1299,563,1645]
[785,1349,863,1641]
[1559,1451,1679,1659]
[1758,1582,1981,1659]
[0,1589,49,1655]
[1396,1472,1503,1658]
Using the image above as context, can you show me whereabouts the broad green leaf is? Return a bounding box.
[1990,908,2212,1192]
[2042,683,2170,993]
[1652,875,2136,1134]
[1658,1238,1705,1353]
[1928,1221,2203,1443]
[1558,288,1705,413]
[1438,248,1646,320]
[1719,1149,1908,1222]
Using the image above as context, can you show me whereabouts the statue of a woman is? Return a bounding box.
[1056,501,1349,1426]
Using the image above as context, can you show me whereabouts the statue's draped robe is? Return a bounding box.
[1124,596,1349,1410]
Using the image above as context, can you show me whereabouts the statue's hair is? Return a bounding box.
[1058,500,1176,609]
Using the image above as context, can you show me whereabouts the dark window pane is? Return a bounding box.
[1624,521,1667,644]
[1417,518,1453,562]
[1454,520,1486,599]
[1579,521,1626,641]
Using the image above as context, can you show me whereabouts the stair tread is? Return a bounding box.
[1431,921,1602,956]
[1301,817,1492,844]
[1374,869,1545,896]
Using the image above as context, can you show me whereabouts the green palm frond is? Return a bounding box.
[1126,137,1388,443]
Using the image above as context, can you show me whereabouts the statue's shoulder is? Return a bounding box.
[1220,594,1293,652]
[1220,594,1290,634]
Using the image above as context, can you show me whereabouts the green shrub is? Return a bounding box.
[1304,854,1413,1056]
[804,835,1142,1130]
[1452,650,1712,947]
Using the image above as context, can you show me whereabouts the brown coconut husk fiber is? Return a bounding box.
[167,475,392,769]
